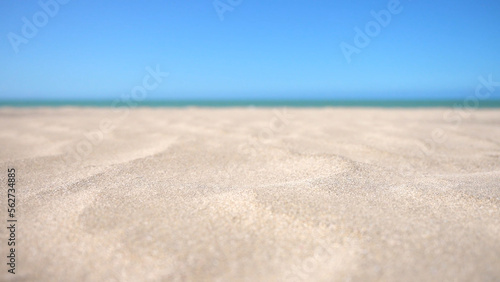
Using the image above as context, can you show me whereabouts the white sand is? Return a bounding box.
[0,107,499,281]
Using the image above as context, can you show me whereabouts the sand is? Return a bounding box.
[0,107,499,281]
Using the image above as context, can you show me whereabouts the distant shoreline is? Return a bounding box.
[2,99,500,108]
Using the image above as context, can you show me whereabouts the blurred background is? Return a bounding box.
[1,0,499,104]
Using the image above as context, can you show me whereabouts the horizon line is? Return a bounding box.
[1,99,500,108]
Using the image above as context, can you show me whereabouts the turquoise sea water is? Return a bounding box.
[1,100,500,108]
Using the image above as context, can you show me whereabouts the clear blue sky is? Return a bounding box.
[1,0,499,100]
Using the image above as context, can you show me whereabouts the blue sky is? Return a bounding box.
[1,0,499,100]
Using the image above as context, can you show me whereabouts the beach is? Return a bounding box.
[1,107,499,281]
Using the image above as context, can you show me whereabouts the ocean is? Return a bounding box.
[1,99,500,108]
